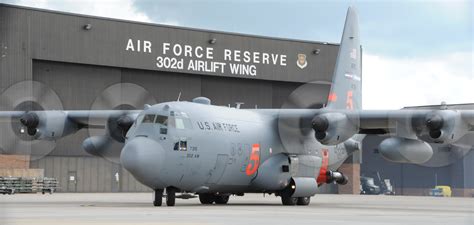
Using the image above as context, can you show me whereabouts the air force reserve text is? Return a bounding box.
[125,39,287,77]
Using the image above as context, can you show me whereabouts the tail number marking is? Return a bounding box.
[245,144,260,176]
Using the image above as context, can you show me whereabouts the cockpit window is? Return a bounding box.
[169,111,193,129]
[135,115,144,125]
[155,115,168,126]
[175,118,185,129]
[142,114,156,123]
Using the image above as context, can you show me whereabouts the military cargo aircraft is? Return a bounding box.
[0,7,473,206]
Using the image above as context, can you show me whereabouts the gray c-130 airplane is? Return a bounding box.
[1,7,474,206]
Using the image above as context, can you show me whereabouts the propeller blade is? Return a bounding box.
[418,133,474,168]
[87,83,156,163]
[0,81,63,160]
[277,80,331,154]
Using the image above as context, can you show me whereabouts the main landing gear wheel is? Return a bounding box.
[166,188,176,206]
[153,189,163,207]
[281,194,298,205]
[296,197,311,205]
[199,193,215,204]
[214,195,230,205]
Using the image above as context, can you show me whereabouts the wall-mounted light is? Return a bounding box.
[209,38,217,44]
[312,49,321,55]
[83,24,92,30]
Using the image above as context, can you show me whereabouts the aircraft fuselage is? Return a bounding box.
[121,101,355,195]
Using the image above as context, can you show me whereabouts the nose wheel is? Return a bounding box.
[153,188,177,207]
[153,189,163,206]
[166,188,176,206]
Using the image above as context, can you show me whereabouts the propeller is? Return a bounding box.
[86,83,156,164]
[425,114,444,139]
[418,132,473,168]
[388,108,473,168]
[277,80,331,154]
[0,81,63,160]
[19,112,40,136]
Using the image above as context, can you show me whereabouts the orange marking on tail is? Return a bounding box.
[346,91,353,110]
[328,93,338,102]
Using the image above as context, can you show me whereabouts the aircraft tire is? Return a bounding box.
[281,195,297,205]
[214,195,229,204]
[153,189,163,207]
[199,193,215,204]
[296,197,311,205]
[166,188,176,206]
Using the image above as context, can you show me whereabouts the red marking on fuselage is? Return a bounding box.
[317,149,329,184]
[328,92,338,102]
[346,91,353,110]
[246,144,260,176]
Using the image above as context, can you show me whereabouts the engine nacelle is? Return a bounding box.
[107,114,134,143]
[421,110,468,144]
[312,113,358,145]
[250,154,291,191]
[82,135,122,160]
[378,137,433,164]
[287,177,319,198]
[20,111,78,140]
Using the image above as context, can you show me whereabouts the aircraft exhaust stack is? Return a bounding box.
[320,171,349,185]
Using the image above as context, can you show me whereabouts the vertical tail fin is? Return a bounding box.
[326,7,362,110]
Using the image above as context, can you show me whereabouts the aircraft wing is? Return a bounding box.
[0,110,142,142]
[349,109,473,135]
[270,106,474,144]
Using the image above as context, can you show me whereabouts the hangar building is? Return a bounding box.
[0,4,350,193]
[1,4,472,197]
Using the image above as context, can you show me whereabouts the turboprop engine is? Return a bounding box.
[19,111,79,140]
[419,110,469,144]
[312,113,358,145]
[82,114,134,158]
[378,137,433,164]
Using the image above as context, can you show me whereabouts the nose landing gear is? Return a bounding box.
[153,189,163,207]
[153,187,177,207]
[166,187,176,206]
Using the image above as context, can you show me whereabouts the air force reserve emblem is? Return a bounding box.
[296,53,307,69]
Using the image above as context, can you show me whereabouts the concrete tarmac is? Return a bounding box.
[1,193,473,225]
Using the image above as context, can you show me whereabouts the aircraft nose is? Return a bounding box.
[120,137,165,188]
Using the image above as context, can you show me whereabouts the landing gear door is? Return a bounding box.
[289,155,299,177]
[289,155,321,178]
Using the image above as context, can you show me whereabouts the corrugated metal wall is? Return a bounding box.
[1,4,338,84]
[30,156,151,192]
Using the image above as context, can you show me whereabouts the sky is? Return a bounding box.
[1,0,472,109]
